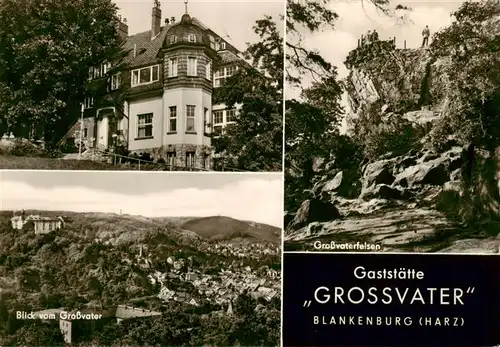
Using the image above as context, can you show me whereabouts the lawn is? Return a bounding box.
[0,155,136,170]
[0,155,208,171]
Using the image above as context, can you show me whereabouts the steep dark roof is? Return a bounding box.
[122,26,170,69]
[219,50,242,64]
[121,17,240,69]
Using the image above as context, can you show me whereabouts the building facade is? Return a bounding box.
[56,306,160,344]
[10,213,64,234]
[60,1,243,170]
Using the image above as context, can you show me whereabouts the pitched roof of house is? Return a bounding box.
[121,17,243,69]
[122,26,169,69]
[115,305,161,319]
[219,50,242,64]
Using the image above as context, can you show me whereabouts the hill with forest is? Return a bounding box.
[285,0,500,253]
[181,216,281,244]
[0,210,281,346]
[0,211,280,246]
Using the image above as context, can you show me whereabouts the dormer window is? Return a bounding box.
[131,65,160,87]
[218,41,226,50]
[209,36,215,49]
[169,36,177,44]
[188,34,196,43]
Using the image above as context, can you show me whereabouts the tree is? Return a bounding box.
[285,0,396,86]
[284,0,411,213]
[285,77,344,211]
[234,292,257,316]
[212,16,283,171]
[0,0,127,143]
[430,0,500,151]
[286,0,338,85]
[3,322,65,346]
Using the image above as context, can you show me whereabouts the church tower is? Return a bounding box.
[160,1,217,169]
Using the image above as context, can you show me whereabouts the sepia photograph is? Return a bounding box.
[0,170,281,346]
[284,0,500,253]
[0,0,284,172]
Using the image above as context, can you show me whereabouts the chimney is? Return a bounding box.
[151,0,161,39]
[165,18,169,25]
[170,16,175,24]
[117,16,128,42]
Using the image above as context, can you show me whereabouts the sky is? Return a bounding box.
[286,0,466,131]
[0,171,282,227]
[113,0,284,52]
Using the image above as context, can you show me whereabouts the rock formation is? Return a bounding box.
[285,38,500,253]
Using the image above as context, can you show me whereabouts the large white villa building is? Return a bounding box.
[60,0,245,169]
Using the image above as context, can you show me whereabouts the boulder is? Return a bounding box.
[371,168,395,186]
[322,171,344,193]
[400,156,417,168]
[287,198,340,231]
[361,184,408,200]
[449,157,464,172]
[362,158,397,178]
[421,164,449,186]
[394,157,450,188]
[443,180,462,194]
[420,152,440,163]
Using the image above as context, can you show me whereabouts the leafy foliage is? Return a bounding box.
[212,16,283,171]
[2,322,65,346]
[284,76,345,211]
[0,212,280,346]
[0,139,63,158]
[286,0,337,85]
[285,0,397,85]
[429,0,500,150]
[284,0,411,212]
[351,102,426,160]
[0,0,127,143]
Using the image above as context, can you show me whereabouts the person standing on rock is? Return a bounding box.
[421,25,430,47]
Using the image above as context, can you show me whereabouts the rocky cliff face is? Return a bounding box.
[285,41,500,253]
[344,42,452,131]
[346,41,448,111]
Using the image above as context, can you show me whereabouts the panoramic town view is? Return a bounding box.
[0,171,282,345]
